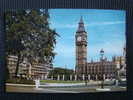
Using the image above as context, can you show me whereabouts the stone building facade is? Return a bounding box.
[7,55,53,79]
[75,17,126,80]
[87,59,116,80]
[75,16,87,75]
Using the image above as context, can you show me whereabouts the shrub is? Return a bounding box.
[6,78,35,85]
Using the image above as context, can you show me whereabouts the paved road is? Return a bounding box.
[6,84,126,93]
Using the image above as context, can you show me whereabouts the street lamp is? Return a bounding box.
[100,49,104,89]
[65,65,67,81]
[85,63,87,86]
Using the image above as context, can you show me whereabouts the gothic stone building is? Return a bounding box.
[75,17,125,80]
[75,16,87,75]
[87,59,116,80]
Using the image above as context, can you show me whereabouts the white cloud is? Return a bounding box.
[50,21,125,29]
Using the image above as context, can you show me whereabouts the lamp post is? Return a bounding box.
[65,65,67,81]
[100,49,104,89]
[85,63,87,86]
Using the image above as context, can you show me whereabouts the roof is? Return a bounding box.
[76,16,86,33]
[87,61,115,66]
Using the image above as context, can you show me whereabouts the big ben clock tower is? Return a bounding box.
[75,16,87,75]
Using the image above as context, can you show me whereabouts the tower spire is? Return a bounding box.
[77,16,86,33]
[75,16,87,74]
[79,16,83,23]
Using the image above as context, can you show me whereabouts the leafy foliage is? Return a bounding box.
[6,9,59,77]
[6,78,35,85]
[48,67,74,79]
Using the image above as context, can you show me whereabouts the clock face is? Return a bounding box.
[77,36,81,41]
[83,37,87,41]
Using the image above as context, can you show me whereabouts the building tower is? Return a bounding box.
[75,16,87,75]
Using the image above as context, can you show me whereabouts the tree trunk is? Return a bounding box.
[15,53,21,78]
[6,60,10,80]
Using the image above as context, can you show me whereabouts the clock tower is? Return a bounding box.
[75,16,87,75]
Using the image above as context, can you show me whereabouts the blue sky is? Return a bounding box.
[49,9,126,70]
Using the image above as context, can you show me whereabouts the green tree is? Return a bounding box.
[22,9,59,64]
[6,10,26,77]
[6,9,59,77]
[49,68,74,80]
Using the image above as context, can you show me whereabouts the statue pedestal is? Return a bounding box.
[35,79,40,89]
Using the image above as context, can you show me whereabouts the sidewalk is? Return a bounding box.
[6,82,98,88]
[6,80,112,88]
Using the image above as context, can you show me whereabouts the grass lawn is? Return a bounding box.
[40,80,84,83]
